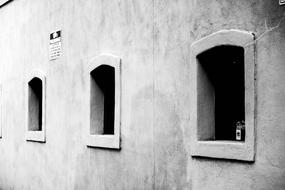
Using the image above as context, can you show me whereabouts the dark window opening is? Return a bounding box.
[90,65,115,135]
[197,45,245,141]
[28,77,43,131]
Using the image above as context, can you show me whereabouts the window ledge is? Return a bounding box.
[26,131,45,143]
[86,134,120,149]
[192,140,254,161]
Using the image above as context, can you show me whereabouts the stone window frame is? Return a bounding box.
[25,70,46,143]
[86,54,121,149]
[190,30,256,161]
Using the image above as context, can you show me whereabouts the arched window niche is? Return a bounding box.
[86,54,121,149]
[190,30,256,161]
[26,70,46,143]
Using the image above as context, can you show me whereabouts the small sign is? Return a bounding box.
[280,0,285,5]
[49,30,62,60]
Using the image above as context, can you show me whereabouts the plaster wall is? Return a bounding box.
[0,0,284,189]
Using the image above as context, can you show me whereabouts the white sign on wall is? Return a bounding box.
[49,30,62,60]
[280,0,285,5]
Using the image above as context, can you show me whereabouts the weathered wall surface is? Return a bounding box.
[0,0,284,189]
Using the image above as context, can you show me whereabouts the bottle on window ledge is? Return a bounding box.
[236,120,245,141]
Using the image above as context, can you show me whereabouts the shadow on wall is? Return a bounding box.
[72,86,190,189]
[73,86,155,189]
[154,90,190,189]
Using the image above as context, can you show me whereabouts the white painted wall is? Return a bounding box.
[0,0,284,189]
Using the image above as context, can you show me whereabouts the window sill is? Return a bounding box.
[191,140,254,161]
[86,134,120,149]
[26,131,46,143]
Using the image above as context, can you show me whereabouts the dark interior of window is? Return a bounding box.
[197,45,245,141]
[28,77,43,131]
[91,65,115,135]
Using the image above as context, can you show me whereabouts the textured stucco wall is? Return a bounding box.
[0,0,284,189]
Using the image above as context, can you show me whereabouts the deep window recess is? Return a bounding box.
[86,55,121,149]
[190,30,255,161]
[28,77,43,131]
[197,45,245,141]
[90,65,115,135]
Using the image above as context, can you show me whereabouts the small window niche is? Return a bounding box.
[190,30,255,161]
[26,71,46,143]
[86,55,121,149]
